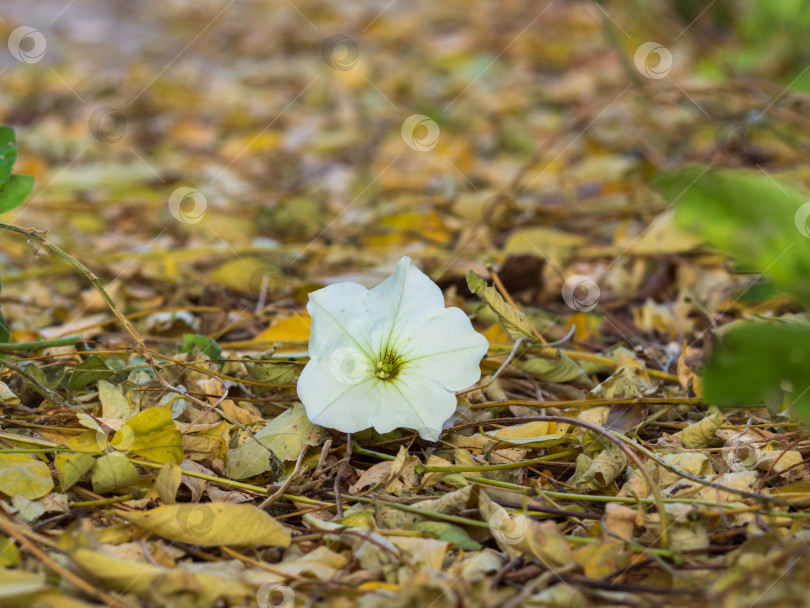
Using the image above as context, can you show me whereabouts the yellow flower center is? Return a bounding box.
[375,347,404,381]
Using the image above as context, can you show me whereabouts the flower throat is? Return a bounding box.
[375,346,404,381]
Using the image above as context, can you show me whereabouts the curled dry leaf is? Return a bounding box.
[466,270,536,341]
[679,411,725,448]
[478,492,573,569]
[572,443,627,493]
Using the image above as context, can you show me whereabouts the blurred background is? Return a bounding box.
[1,0,809,343]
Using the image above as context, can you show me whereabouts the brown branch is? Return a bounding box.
[0,511,130,608]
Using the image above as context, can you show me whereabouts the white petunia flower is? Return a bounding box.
[297,256,489,441]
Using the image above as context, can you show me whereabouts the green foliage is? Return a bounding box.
[0,127,34,355]
[657,167,810,420]
[702,322,810,415]
[180,333,222,361]
[67,355,115,390]
[658,166,810,307]
[0,310,9,345]
[0,126,34,214]
[733,0,810,84]
[0,126,20,180]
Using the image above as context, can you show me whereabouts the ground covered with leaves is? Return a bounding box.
[2,1,810,607]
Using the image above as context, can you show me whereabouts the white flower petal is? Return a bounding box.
[297,361,451,440]
[306,257,442,358]
[397,307,489,391]
[297,357,378,434]
[365,256,446,349]
[306,282,376,358]
[373,378,457,442]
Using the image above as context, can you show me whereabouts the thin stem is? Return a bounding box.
[611,431,789,505]
[334,433,352,518]
[464,475,534,492]
[451,414,671,549]
[0,358,71,408]
[468,397,702,410]
[414,449,579,474]
[334,493,492,528]
[350,441,397,461]
[0,512,130,608]
[131,458,331,507]
[72,491,144,508]
[0,223,159,373]
[565,535,677,559]
[0,336,82,350]
[459,337,526,396]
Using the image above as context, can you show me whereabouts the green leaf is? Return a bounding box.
[180,333,222,360]
[0,454,54,499]
[54,453,96,491]
[0,126,18,184]
[244,349,298,394]
[703,322,810,421]
[91,452,140,493]
[54,431,105,490]
[466,270,536,341]
[0,174,34,214]
[227,404,319,479]
[0,309,9,345]
[656,167,810,306]
[485,432,576,448]
[67,355,114,390]
[411,521,482,550]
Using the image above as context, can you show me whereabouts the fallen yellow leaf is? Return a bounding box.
[253,313,311,342]
[120,502,291,547]
[111,406,183,464]
[0,454,54,500]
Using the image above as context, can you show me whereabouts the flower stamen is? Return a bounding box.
[375,348,404,381]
